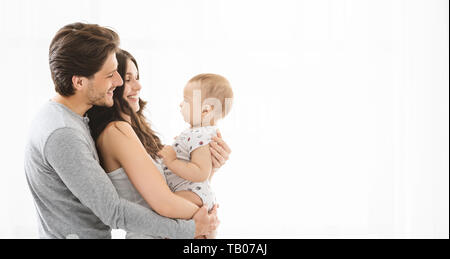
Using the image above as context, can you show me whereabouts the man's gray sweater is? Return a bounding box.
[24,100,195,239]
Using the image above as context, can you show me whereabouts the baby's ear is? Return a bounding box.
[202,104,213,113]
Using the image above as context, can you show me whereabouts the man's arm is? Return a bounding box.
[45,127,197,238]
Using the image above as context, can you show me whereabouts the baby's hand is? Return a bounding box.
[158,145,177,164]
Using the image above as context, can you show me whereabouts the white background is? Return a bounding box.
[0,0,448,239]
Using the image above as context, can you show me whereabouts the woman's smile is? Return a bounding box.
[127,94,139,103]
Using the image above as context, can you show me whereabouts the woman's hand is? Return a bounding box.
[158,145,177,165]
[209,130,231,172]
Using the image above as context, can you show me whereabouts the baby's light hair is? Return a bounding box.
[188,73,233,118]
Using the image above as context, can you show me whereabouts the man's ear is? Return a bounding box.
[71,75,87,91]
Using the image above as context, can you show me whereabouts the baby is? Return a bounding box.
[158,73,233,218]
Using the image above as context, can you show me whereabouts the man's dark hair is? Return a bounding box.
[49,22,120,96]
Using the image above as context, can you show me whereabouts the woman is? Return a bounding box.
[87,49,231,238]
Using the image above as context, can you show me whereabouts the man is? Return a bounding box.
[24,22,229,239]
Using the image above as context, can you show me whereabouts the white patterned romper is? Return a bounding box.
[163,126,217,210]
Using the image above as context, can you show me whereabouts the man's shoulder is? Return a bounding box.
[33,101,64,126]
[27,102,86,149]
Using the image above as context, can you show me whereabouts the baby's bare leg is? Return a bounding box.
[176,190,217,239]
[175,190,203,207]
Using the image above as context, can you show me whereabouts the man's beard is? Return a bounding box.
[87,82,110,107]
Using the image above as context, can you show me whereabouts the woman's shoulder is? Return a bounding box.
[102,121,134,137]
[97,121,136,149]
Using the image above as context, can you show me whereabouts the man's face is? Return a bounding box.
[86,52,123,107]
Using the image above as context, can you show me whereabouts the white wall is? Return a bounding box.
[0,0,448,238]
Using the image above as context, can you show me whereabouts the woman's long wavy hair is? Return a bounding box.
[87,49,163,159]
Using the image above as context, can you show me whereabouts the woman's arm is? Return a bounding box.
[100,121,199,219]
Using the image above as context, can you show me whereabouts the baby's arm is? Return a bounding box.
[159,145,212,182]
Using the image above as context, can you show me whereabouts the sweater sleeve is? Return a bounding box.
[44,127,195,239]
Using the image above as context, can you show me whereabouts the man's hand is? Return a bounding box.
[209,130,231,171]
[193,204,220,238]
[158,145,177,165]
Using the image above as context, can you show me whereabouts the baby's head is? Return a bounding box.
[180,73,233,127]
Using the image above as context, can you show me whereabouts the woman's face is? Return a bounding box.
[122,59,141,112]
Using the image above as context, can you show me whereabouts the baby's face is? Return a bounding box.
[180,82,194,125]
[180,82,203,126]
